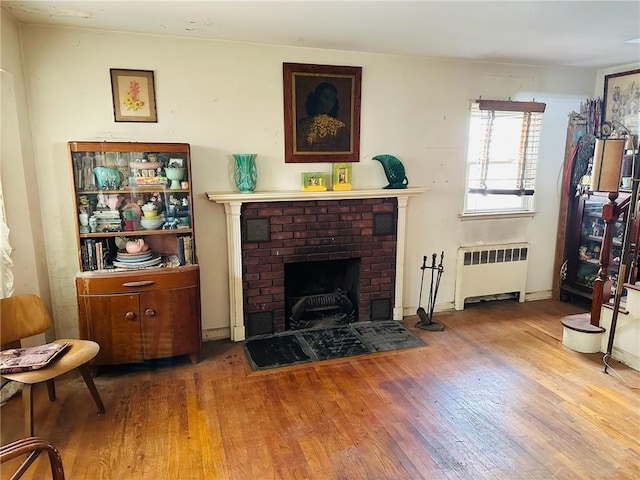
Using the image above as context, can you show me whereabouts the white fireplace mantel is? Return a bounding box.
[207,188,427,341]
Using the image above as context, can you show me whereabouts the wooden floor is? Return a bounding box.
[1,299,639,479]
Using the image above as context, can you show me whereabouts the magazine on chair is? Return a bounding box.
[0,342,70,374]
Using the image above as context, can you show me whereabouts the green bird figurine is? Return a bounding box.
[373,154,409,189]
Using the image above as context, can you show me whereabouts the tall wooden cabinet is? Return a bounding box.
[69,142,201,367]
[560,191,639,303]
[560,193,625,301]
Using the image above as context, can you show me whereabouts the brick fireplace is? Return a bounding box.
[207,188,426,341]
[241,198,398,336]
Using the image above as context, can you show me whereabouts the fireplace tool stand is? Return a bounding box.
[416,252,445,331]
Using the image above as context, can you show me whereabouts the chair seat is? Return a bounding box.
[1,339,99,384]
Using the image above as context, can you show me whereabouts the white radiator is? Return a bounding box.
[454,243,529,310]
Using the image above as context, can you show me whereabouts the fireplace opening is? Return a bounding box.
[284,258,360,330]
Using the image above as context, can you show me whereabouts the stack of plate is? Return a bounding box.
[113,250,163,269]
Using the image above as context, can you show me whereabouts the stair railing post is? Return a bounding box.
[591,192,620,326]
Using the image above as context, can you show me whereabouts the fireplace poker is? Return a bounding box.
[416,252,445,331]
[427,253,437,320]
[429,251,445,322]
[416,256,429,323]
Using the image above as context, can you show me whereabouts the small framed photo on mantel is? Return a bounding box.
[301,172,327,192]
[110,69,157,123]
[332,163,352,191]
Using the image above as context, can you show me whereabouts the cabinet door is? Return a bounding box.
[77,293,143,364]
[140,286,201,360]
[576,198,624,289]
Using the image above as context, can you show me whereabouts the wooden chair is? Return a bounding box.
[0,294,105,436]
[0,437,65,479]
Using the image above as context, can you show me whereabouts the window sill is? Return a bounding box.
[459,211,537,221]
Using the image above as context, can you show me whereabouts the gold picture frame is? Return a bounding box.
[283,63,362,163]
[110,69,157,123]
[301,172,328,192]
[332,163,352,191]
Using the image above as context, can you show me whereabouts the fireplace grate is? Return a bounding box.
[289,289,355,329]
[290,292,346,312]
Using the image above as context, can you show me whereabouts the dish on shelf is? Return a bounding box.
[116,249,152,256]
[112,252,162,269]
[140,215,165,230]
[115,250,154,262]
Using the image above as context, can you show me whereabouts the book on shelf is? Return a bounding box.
[184,236,192,264]
[176,236,186,266]
[95,242,103,270]
[86,239,95,271]
[175,235,195,266]
[82,239,110,271]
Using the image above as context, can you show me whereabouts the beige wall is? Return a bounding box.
[5,18,607,339]
[1,14,53,334]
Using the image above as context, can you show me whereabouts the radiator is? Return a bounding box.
[454,243,529,310]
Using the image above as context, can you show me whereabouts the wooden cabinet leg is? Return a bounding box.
[188,352,199,364]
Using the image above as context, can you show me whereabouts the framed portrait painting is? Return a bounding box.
[603,68,640,136]
[283,63,362,163]
[110,69,157,122]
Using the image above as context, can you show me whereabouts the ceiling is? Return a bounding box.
[3,1,640,69]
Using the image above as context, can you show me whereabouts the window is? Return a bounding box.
[464,99,545,215]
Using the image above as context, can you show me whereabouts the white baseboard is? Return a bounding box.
[203,326,230,341]
[525,290,553,301]
[606,346,640,371]
[402,291,552,317]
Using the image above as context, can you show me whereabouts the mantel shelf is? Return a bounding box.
[206,187,427,204]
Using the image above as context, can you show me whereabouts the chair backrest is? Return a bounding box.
[1,294,52,346]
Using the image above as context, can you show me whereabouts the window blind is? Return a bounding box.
[467,101,544,197]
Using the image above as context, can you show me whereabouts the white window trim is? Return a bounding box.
[463,99,545,216]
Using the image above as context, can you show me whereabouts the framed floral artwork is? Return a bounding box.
[110,69,157,122]
[603,68,640,136]
[283,63,362,163]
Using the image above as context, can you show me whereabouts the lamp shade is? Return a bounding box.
[591,138,626,192]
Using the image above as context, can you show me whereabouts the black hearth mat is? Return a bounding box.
[244,321,426,370]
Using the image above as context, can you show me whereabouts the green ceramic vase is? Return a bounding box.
[233,154,257,193]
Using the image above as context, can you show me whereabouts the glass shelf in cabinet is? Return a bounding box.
[584,235,622,246]
[79,228,193,239]
[75,188,189,195]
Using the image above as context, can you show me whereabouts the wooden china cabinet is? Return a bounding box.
[561,190,639,304]
[69,141,201,368]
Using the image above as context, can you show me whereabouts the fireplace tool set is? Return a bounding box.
[416,252,445,331]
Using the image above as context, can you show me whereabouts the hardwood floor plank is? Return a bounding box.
[2,299,639,479]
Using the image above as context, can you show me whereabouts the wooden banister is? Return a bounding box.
[591,193,634,326]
